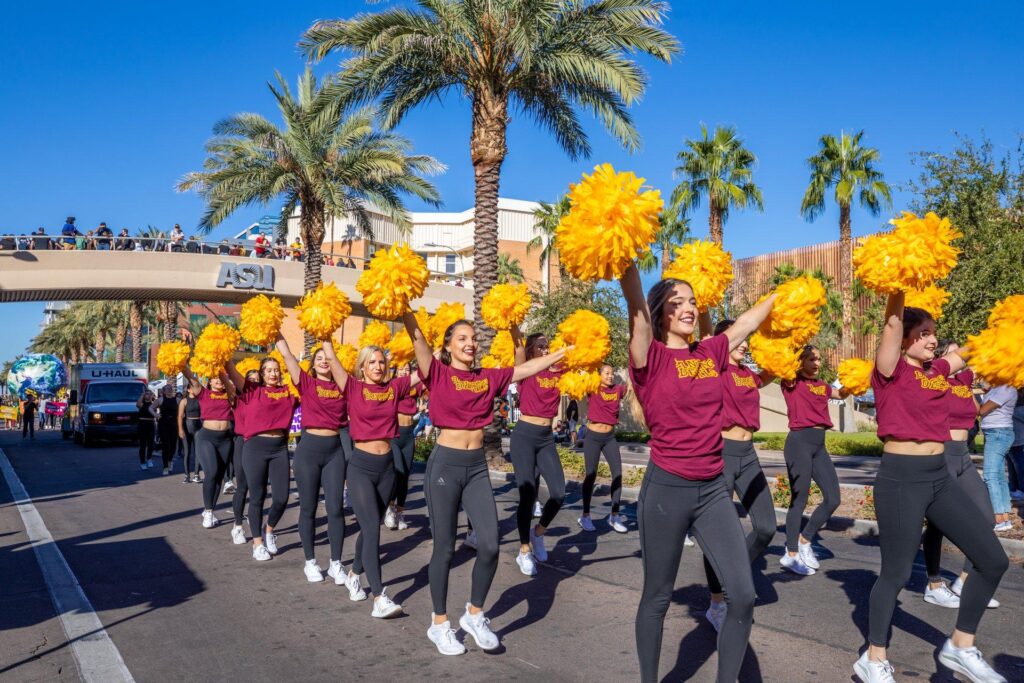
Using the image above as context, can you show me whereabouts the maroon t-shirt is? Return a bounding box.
[629,334,729,480]
[722,365,762,431]
[233,398,248,437]
[587,383,626,426]
[782,377,833,430]
[345,376,412,441]
[197,387,234,421]
[946,370,977,432]
[519,368,563,418]
[871,356,952,442]
[296,372,347,430]
[397,386,420,416]
[237,381,299,438]
[418,359,514,430]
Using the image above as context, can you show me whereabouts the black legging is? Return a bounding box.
[923,440,995,580]
[581,429,622,514]
[183,419,201,477]
[158,419,178,468]
[22,415,34,438]
[293,431,347,562]
[704,438,777,594]
[391,424,416,507]
[197,427,233,510]
[349,449,396,595]
[510,420,566,544]
[137,421,155,464]
[636,463,755,683]
[242,435,289,539]
[425,444,499,615]
[868,453,1008,647]
[783,428,840,551]
[232,434,249,527]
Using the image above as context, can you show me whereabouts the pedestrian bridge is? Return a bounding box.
[0,250,472,315]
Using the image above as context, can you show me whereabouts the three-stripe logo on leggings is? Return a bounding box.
[436,477,446,486]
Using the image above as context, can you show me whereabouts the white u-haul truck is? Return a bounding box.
[64,363,149,447]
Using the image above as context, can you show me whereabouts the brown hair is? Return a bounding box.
[714,319,735,337]
[258,357,280,387]
[440,320,474,365]
[646,278,693,343]
[902,307,934,340]
[525,332,547,359]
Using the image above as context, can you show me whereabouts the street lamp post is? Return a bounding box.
[424,241,466,282]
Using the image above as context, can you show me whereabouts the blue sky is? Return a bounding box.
[1,0,1021,361]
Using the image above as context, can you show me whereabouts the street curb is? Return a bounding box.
[487,468,1024,560]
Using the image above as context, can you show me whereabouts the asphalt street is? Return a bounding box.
[2,431,1022,682]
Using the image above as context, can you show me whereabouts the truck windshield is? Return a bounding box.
[87,383,144,403]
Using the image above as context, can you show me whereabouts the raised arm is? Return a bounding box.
[321,340,349,391]
[182,366,203,395]
[226,361,246,392]
[177,398,187,438]
[274,334,302,382]
[512,347,569,383]
[724,294,776,351]
[402,311,435,380]
[619,264,653,369]
[697,309,714,340]
[221,371,236,401]
[875,292,905,378]
[511,325,527,366]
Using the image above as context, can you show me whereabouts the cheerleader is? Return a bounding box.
[182,367,235,529]
[385,364,419,531]
[228,367,260,545]
[578,363,628,533]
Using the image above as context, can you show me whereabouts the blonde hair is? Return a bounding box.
[355,345,387,381]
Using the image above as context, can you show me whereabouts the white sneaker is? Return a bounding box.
[201,510,218,529]
[684,535,695,547]
[327,560,345,585]
[951,576,1000,608]
[221,480,233,494]
[608,513,628,534]
[459,604,499,650]
[939,639,1007,682]
[993,521,1012,532]
[705,600,727,633]
[139,463,146,471]
[427,618,466,656]
[162,467,170,476]
[264,532,279,555]
[384,505,398,530]
[853,650,896,683]
[252,544,272,561]
[924,582,961,608]
[530,528,548,562]
[516,551,537,576]
[345,573,367,601]
[578,515,596,532]
[146,459,154,469]
[303,559,324,583]
[192,473,201,483]
[798,541,820,570]
[533,500,543,518]
[396,511,408,531]
[464,530,477,550]
[371,589,403,618]
[231,525,246,545]
[780,553,815,576]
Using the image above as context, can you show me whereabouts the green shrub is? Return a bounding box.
[557,446,646,487]
[614,430,650,443]
[413,435,436,462]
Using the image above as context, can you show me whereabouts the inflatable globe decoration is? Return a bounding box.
[6,354,68,398]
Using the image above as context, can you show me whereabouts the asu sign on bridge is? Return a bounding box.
[0,251,470,315]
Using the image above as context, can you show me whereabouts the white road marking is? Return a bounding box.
[0,447,134,682]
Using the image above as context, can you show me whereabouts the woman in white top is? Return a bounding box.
[978,384,1018,531]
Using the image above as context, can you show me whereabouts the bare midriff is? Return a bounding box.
[398,414,415,427]
[722,425,754,441]
[882,438,945,456]
[354,439,391,456]
[949,429,969,442]
[520,414,553,427]
[437,428,484,450]
[202,419,232,431]
[254,429,288,438]
[588,422,615,434]
[305,428,337,437]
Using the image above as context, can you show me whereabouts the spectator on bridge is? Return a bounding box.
[60,216,79,250]
[115,228,134,251]
[95,222,114,250]
[30,228,50,250]
[17,234,30,250]
[185,235,200,254]
[253,232,269,258]
[77,230,91,250]
[290,237,303,262]
[2,234,19,250]
[274,237,287,260]
[133,238,145,252]
[170,224,185,252]
[217,239,230,255]
[228,242,242,256]
[152,231,167,252]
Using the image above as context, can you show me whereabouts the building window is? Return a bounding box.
[445,253,456,274]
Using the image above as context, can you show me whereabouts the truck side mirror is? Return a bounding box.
[69,390,78,406]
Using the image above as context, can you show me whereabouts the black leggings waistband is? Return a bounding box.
[429,444,486,467]
[877,453,947,482]
[351,447,394,472]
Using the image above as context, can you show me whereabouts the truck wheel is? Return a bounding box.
[74,431,83,445]
[62,430,70,440]
[83,433,94,448]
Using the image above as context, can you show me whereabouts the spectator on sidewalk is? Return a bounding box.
[1008,389,1024,502]
[979,383,1018,531]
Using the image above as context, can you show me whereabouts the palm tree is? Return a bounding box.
[671,124,763,246]
[800,130,892,357]
[528,195,571,280]
[129,301,147,363]
[497,254,525,284]
[637,210,691,276]
[178,69,443,345]
[301,0,679,349]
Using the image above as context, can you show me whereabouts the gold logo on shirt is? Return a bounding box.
[807,384,826,396]
[600,391,618,401]
[914,371,950,392]
[674,358,719,379]
[452,377,488,393]
[732,374,756,389]
[316,386,341,399]
[265,389,291,400]
[536,376,560,389]
[951,385,972,399]
[208,393,228,400]
[362,386,395,402]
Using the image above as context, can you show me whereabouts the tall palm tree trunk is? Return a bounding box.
[94,330,107,363]
[660,242,672,277]
[160,302,178,342]
[114,321,127,363]
[130,301,144,363]
[838,204,854,358]
[301,205,326,353]
[709,206,724,245]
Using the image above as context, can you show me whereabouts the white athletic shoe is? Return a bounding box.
[201,510,218,529]
[303,559,324,583]
[396,511,409,531]
[705,600,727,633]
[780,553,816,576]
[231,525,246,545]
[608,513,628,534]
[252,544,272,562]
[464,530,478,550]
[345,573,368,602]
[459,603,499,651]
[993,521,1012,532]
[146,459,155,469]
[427,618,466,656]
[371,589,403,618]
[384,504,398,530]
[192,473,201,483]
[221,480,233,494]
[684,535,695,547]
[951,576,1000,608]
[798,541,820,570]
[516,551,537,576]
[853,650,896,683]
[939,639,1007,682]
[162,467,170,476]
[139,463,147,471]
[327,560,345,585]
[533,500,543,518]
[924,582,961,608]
[577,515,596,532]
[264,532,279,555]
[530,528,548,562]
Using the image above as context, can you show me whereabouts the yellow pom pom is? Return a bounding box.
[760,275,826,345]
[480,330,519,369]
[905,285,951,320]
[295,282,352,340]
[336,343,358,375]
[662,240,735,310]
[987,294,1024,328]
[235,357,261,378]
[557,370,603,400]
[481,283,532,330]
[239,294,284,347]
[191,323,241,378]
[414,307,436,348]
[551,309,611,371]
[749,333,801,382]
[387,329,415,368]
[555,164,663,281]
[356,243,430,320]
[837,358,873,396]
[853,211,962,294]
[156,341,190,377]
[430,303,467,350]
[359,320,392,350]
[962,295,1024,387]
